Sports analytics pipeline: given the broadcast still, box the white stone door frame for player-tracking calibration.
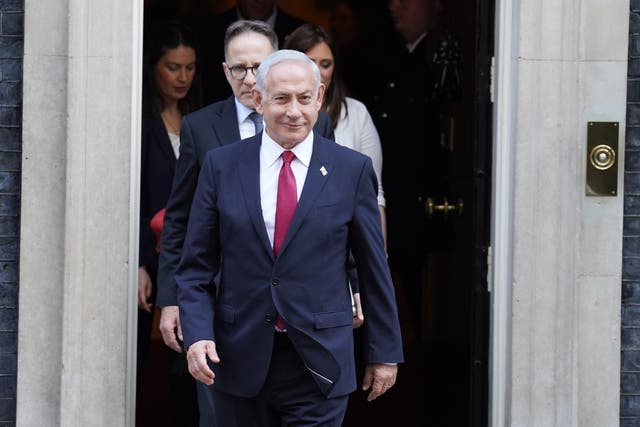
[489,1,628,427]
[18,0,143,425]
[490,0,519,425]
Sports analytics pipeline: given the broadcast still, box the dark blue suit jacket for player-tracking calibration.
[157,96,334,307]
[175,132,403,399]
[139,116,176,272]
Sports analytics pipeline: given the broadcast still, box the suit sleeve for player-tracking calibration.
[175,152,221,348]
[314,111,335,141]
[349,158,403,364]
[156,117,200,307]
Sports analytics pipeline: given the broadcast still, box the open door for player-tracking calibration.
[339,0,493,425]
[137,1,494,426]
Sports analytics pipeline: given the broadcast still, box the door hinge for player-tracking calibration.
[489,56,495,104]
[486,245,492,293]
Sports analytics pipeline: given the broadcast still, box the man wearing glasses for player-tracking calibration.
[156,20,334,426]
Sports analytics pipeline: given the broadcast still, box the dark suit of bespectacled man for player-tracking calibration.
[174,49,403,427]
[155,21,335,426]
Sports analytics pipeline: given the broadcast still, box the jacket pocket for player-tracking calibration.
[314,309,353,329]
[216,304,235,324]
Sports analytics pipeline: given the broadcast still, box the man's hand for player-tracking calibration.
[362,363,397,402]
[186,340,220,385]
[352,292,364,328]
[159,305,183,353]
[137,267,153,312]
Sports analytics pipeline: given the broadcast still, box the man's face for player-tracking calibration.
[237,0,275,21]
[223,32,274,109]
[387,0,430,43]
[253,61,325,149]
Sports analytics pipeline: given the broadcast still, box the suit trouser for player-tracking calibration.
[196,381,217,427]
[211,332,348,427]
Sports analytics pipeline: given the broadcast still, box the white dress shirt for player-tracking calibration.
[168,132,180,159]
[334,97,385,206]
[235,98,262,140]
[259,130,313,248]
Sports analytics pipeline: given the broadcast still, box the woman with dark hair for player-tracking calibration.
[138,20,202,426]
[284,23,385,235]
[285,23,387,328]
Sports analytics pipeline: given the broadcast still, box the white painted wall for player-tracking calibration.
[492,0,628,426]
[17,0,142,425]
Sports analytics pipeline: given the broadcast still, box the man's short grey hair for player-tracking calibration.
[255,49,321,96]
[224,20,278,60]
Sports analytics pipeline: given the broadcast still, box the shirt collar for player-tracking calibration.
[262,130,314,168]
[234,97,255,126]
[406,32,427,53]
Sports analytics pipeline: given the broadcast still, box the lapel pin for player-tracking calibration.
[320,166,328,176]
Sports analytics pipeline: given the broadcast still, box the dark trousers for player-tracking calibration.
[211,333,348,426]
[196,380,217,427]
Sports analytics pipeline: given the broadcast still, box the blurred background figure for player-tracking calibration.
[328,0,358,49]
[196,0,308,104]
[138,20,202,426]
[364,0,462,341]
[327,0,393,100]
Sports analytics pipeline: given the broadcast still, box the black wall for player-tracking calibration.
[622,1,640,425]
[0,0,21,425]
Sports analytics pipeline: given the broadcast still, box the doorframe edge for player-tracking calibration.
[489,0,520,425]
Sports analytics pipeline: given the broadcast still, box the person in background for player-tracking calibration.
[139,20,202,425]
[196,0,307,104]
[284,23,388,328]
[155,20,335,425]
[367,0,457,339]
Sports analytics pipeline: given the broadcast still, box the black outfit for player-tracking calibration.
[139,116,198,426]
[358,33,450,337]
[195,7,306,104]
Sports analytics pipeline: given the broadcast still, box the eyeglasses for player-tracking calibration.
[227,64,260,80]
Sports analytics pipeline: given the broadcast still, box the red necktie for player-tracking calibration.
[273,151,297,330]
[273,151,297,256]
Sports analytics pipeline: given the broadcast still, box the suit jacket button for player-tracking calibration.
[272,278,280,286]
[265,314,273,323]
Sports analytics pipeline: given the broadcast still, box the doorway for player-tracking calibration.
[137,1,493,426]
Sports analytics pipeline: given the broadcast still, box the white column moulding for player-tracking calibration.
[490,0,628,426]
[18,0,141,425]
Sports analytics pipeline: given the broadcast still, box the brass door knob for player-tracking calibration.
[424,197,464,217]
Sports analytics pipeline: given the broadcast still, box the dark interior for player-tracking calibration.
[137,1,493,426]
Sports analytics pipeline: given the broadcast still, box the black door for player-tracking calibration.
[340,0,493,425]
[138,1,494,426]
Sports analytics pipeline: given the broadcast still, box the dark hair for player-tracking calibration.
[284,23,348,129]
[142,20,202,117]
[224,20,278,60]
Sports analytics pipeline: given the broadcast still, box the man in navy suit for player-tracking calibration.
[176,49,403,426]
[156,21,334,425]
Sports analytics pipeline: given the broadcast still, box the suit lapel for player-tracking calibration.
[154,119,177,168]
[212,96,241,145]
[238,135,274,259]
[278,133,332,257]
